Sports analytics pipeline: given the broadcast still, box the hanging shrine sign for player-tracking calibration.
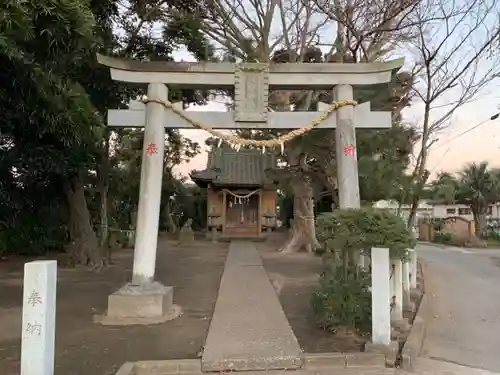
[234,64,269,123]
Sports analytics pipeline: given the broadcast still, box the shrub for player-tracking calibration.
[433,231,453,244]
[311,264,372,334]
[487,231,500,242]
[434,231,487,248]
[315,207,415,261]
[311,208,415,335]
[463,234,487,248]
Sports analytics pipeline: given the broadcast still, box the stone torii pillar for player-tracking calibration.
[334,84,360,209]
[334,84,366,268]
[132,83,167,285]
[98,83,179,325]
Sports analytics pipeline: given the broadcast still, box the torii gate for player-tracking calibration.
[96,54,403,325]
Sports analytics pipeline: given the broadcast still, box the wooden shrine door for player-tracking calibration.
[225,192,259,236]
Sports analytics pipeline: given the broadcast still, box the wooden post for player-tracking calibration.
[402,261,411,309]
[211,227,217,243]
[391,259,403,322]
[409,248,418,289]
[21,260,57,375]
[390,263,395,304]
[222,190,227,234]
[258,189,262,235]
[206,187,212,233]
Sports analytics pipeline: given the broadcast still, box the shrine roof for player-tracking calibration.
[190,146,276,187]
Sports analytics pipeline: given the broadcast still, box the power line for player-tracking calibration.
[429,146,450,173]
[434,112,500,149]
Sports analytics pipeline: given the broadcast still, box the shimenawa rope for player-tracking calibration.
[142,98,357,151]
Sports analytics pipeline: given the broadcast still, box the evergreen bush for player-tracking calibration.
[311,264,372,334]
[315,207,416,261]
[311,207,416,334]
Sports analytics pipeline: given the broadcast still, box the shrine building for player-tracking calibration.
[190,143,278,239]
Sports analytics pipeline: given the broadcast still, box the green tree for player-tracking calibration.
[428,162,500,237]
[457,162,500,237]
[0,0,102,261]
[0,0,208,264]
[427,172,459,204]
[109,129,199,233]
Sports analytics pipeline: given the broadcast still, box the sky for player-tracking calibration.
[169,49,500,181]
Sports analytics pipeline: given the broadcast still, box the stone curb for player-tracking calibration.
[115,362,135,375]
[400,262,429,372]
[115,359,201,375]
[114,352,387,375]
[305,352,386,369]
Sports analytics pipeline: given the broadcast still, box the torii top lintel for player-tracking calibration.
[96,53,404,89]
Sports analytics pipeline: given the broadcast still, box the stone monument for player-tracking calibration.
[178,218,194,245]
[21,261,57,375]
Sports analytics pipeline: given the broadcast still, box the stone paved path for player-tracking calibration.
[201,240,302,372]
[417,243,500,373]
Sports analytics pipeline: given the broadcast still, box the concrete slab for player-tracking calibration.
[224,240,263,267]
[201,241,303,372]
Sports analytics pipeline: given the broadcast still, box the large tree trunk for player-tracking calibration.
[407,169,431,230]
[98,183,109,261]
[408,104,432,229]
[472,207,488,238]
[64,176,102,268]
[280,177,320,253]
[97,132,110,263]
[271,90,321,253]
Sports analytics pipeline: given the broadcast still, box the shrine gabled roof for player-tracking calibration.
[190,146,276,187]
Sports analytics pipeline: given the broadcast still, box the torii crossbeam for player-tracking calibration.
[108,100,392,129]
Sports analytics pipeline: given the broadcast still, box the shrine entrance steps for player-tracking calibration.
[218,234,267,242]
[114,240,390,375]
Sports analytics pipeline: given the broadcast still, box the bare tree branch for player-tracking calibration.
[405,0,500,227]
[311,0,425,62]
